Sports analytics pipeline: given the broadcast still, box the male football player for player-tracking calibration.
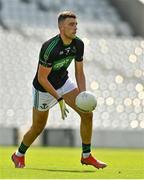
[11,11,107,169]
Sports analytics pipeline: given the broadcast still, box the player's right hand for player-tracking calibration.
[58,97,69,120]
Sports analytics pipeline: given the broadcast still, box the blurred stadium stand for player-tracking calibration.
[0,0,144,147]
[111,0,144,37]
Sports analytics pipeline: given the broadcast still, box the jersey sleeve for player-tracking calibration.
[39,42,53,68]
[75,39,84,62]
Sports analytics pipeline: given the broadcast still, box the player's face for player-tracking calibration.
[60,18,77,40]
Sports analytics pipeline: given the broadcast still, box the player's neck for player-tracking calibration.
[60,34,72,46]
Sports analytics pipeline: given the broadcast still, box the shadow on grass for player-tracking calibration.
[26,167,96,173]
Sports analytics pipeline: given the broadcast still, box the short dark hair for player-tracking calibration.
[58,11,76,24]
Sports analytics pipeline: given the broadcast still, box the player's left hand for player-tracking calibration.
[58,97,69,120]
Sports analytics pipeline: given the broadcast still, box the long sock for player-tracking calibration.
[15,142,29,157]
[82,143,91,158]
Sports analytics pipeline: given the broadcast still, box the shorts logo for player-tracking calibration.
[40,103,49,109]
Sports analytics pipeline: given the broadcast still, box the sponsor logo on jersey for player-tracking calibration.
[53,56,75,71]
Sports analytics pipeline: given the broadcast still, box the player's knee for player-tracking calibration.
[80,111,93,120]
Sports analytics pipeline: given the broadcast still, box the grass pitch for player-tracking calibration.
[0,146,144,179]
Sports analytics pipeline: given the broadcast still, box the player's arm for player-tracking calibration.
[38,64,69,120]
[38,64,60,100]
[75,60,86,92]
[75,38,85,92]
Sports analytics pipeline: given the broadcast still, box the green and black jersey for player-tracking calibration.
[33,34,84,92]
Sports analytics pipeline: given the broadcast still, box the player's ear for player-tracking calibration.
[58,22,62,30]
[58,23,61,30]
[58,21,65,31]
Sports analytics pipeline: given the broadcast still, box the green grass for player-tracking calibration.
[0,146,144,179]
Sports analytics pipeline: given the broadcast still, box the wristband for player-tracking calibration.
[57,97,63,102]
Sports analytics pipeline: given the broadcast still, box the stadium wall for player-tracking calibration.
[1,128,144,148]
[0,127,18,145]
[110,0,144,37]
[43,129,144,148]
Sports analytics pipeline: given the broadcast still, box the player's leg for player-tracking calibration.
[11,87,57,168]
[11,108,49,168]
[22,108,49,146]
[62,88,107,169]
[62,88,93,144]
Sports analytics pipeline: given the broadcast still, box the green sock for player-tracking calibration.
[82,143,91,154]
[18,142,29,154]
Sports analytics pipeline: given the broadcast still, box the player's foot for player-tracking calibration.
[11,153,25,168]
[81,154,107,169]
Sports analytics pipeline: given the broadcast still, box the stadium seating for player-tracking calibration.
[0,0,144,134]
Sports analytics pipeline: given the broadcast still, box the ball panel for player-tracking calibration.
[75,91,97,112]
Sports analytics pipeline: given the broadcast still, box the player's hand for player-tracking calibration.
[58,97,69,120]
